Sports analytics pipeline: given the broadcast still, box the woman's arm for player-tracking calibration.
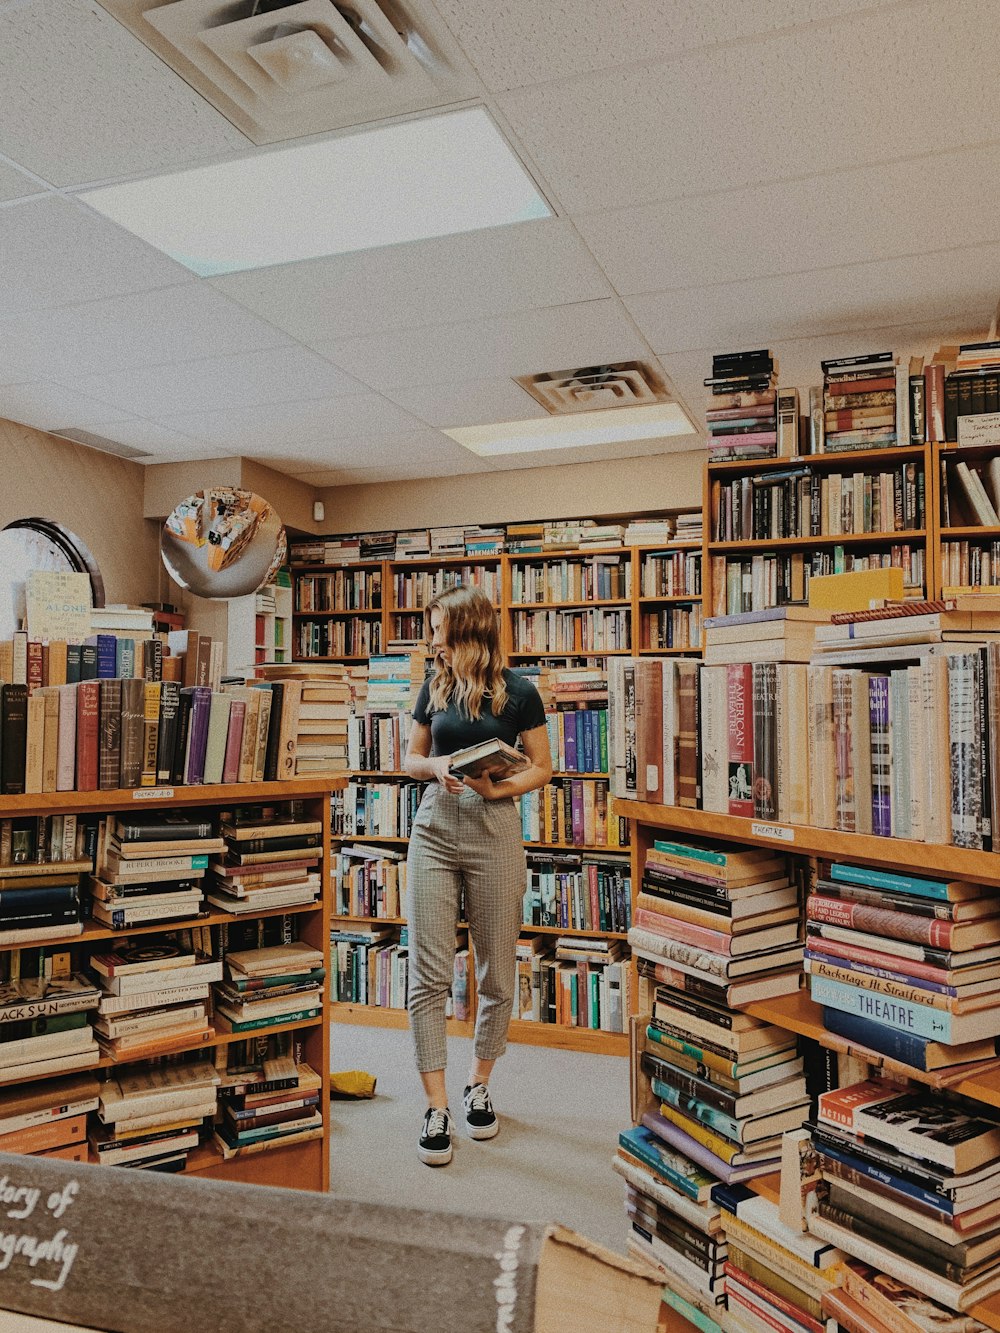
[403,720,464,792]
[461,725,553,801]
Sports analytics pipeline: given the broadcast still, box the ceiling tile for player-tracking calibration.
[498,0,1000,213]
[158,391,425,452]
[433,0,900,92]
[0,160,43,203]
[625,244,1000,355]
[481,434,699,472]
[0,195,193,315]
[0,381,132,429]
[69,419,209,455]
[319,298,650,393]
[0,285,291,381]
[0,0,248,187]
[382,376,541,429]
[577,143,1000,297]
[209,219,611,344]
[62,345,360,418]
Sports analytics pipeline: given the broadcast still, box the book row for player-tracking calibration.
[388,565,500,609]
[509,607,630,654]
[609,652,1000,849]
[711,464,925,543]
[640,606,702,652]
[519,777,628,848]
[940,540,1000,591]
[710,545,927,615]
[294,569,383,612]
[639,551,703,599]
[941,455,1000,529]
[509,556,631,605]
[523,851,632,934]
[330,924,469,1018]
[296,618,381,659]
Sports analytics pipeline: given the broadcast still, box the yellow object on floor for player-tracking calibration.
[330,1070,377,1099]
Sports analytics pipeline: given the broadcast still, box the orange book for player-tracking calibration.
[0,1113,87,1156]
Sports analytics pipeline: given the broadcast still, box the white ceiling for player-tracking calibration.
[1,0,997,487]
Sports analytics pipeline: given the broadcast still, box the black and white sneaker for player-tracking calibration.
[463,1083,499,1140]
[418,1106,453,1166]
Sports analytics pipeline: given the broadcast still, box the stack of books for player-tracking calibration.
[0,1071,99,1161]
[213,1041,323,1160]
[0,860,86,944]
[828,1258,999,1331]
[358,532,395,561]
[253,662,351,774]
[212,941,325,1035]
[464,524,505,555]
[712,1184,845,1333]
[364,654,425,712]
[89,812,223,930]
[429,526,466,558]
[0,968,101,1083]
[805,859,1000,1074]
[810,1079,1000,1311]
[701,608,829,667]
[947,340,1000,445]
[623,516,676,546]
[91,1060,219,1172]
[207,809,323,914]
[820,351,901,454]
[393,529,430,560]
[89,932,220,1062]
[704,350,778,462]
[506,522,545,554]
[675,512,705,543]
[544,667,608,773]
[290,537,361,564]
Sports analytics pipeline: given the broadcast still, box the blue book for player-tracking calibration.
[87,634,118,679]
[581,709,595,773]
[65,645,82,685]
[821,1005,997,1072]
[813,1137,954,1218]
[617,1126,715,1202]
[810,974,967,1043]
[828,862,961,903]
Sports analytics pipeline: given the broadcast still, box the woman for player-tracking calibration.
[403,585,552,1166]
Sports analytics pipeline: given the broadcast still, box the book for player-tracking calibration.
[448,738,529,780]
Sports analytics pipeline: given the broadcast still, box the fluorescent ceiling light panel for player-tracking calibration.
[444,403,698,456]
[78,108,550,276]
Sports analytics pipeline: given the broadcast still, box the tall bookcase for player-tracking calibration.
[2,778,343,1193]
[619,798,1000,1333]
[293,525,703,1056]
[937,439,1000,592]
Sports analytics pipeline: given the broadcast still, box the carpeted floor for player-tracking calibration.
[328,1023,631,1253]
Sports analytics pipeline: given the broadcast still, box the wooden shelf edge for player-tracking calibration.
[0,778,346,815]
[617,799,1000,886]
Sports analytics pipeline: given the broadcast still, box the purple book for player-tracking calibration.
[182,686,213,785]
[868,673,891,838]
[570,779,585,845]
[562,709,578,771]
[640,1110,779,1185]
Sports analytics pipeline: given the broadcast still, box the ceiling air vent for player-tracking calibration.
[96,0,479,145]
[48,429,152,460]
[515,362,673,415]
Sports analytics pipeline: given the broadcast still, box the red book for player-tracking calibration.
[75,680,101,791]
[925,363,946,441]
[570,780,585,846]
[222,701,246,785]
[726,664,754,818]
[823,375,896,394]
[26,641,44,696]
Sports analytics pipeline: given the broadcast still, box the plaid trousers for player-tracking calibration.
[406,784,526,1073]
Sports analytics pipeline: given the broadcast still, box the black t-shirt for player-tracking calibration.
[412,669,546,757]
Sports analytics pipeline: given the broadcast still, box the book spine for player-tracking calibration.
[751,663,776,820]
[156,681,180,784]
[805,896,953,947]
[75,681,100,792]
[810,975,959,1043]
[820,1007,936,1072]
[868,674,891,837]
[726,664,754,817]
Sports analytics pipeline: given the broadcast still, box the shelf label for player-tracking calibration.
[751,821,795,843]
[132,788,175,801]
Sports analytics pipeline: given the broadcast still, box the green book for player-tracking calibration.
[220,1007,321,1034]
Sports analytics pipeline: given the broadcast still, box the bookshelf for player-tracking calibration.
[619,806,1000,1333]
[0,778,344,1194]
[937,439,1000,592]
[293,525,701,1056]
[703,442,935,614]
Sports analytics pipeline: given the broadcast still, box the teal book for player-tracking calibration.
[652,840,728,866]
[829,862,967,903]
[808,974,994,1045]
[220,1007,321,1034]
[651,1076,739,1142]
[660,1287,725,1330]
[618,1126,715,1202]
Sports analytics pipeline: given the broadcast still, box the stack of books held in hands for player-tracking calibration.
[805,860,1000,1075]
[704,349,778,463]
[213,1036,323,1160]
[89,811,224,930]
[89,931,221,1062]
[207,808,323,914]
[90,1060,219,1172]
[810,1079,1000,1312]
[0,1071,99,1161]
[211,941,325,1035]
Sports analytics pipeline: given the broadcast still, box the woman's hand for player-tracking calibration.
[430,755,465,794]
[460,771,501,800]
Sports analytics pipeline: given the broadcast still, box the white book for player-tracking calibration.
[0,1048,100,1083]
[97,982,211,1016]
[93,1129,199,1166]
[0,1025,96,1069]
[93,1002,207,1039]
[661,659,677,807]
[103,960,223,996]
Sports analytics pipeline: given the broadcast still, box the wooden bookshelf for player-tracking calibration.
[1,779,345,1193]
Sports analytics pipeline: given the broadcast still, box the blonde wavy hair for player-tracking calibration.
[425,586,508,719]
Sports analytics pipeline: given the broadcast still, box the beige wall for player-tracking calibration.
[144,457,320,534]
[0,417,162,606]
[317,449,705,534]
